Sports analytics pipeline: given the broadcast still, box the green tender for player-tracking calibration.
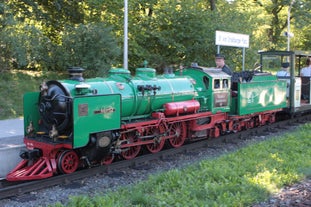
[231,75,287,115]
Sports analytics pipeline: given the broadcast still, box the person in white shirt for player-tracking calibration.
[300,57,311,77]
[276,62,290,77]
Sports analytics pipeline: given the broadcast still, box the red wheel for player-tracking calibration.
[168,122,187,148]
[146,124,166,153]
[101,154,114,165]
[57,150,79,174]
[121,132,141,160]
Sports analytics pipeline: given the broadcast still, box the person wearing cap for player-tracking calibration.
[276,62,290,77]
[215,54,233,75]
[300,57,311,77]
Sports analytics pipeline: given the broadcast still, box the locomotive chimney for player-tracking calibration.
[68,67,84,82]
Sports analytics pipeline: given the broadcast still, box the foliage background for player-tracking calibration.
[0,0,311,75]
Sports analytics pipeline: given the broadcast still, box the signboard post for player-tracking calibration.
[215,31,250,71]
[124,0,128,70]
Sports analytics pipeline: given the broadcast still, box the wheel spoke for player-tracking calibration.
[146,124,166,153]
[121,132,141,160]
[168,122,187,148]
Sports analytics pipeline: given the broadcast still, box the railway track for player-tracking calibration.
[1,113,311,200]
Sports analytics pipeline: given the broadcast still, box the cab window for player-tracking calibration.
[214,79,220,89]
[223,79,228,88]
[203,76,209,89]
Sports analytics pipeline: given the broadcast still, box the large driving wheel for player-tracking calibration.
[168,122,187,148]
[57,150,79,174]
[145,124,166,153]
[121,132,141,160]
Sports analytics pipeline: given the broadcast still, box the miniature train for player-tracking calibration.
[6,50,311,181]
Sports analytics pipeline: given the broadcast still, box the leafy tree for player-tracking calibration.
[60,23,121,76]
[126,1,217,71]
[127,0,263,71]
[4,25,51,70]
[7,0,85,43]
[0,2,15,71]
[2,0,311,73]
[252,0,311,50]
[1,1,121,74]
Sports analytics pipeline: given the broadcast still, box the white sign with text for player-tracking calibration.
[216,31,249,48]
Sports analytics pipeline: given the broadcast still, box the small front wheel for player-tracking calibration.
[57,150,79,174]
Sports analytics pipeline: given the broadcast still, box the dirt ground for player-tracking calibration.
[253,177,311,207]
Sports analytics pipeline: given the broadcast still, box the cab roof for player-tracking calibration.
[202,68,231,78]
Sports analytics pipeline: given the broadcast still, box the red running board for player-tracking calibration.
[6,157,55,181]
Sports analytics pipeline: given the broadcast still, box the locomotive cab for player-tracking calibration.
[202,68,231,113]
[177,66,231,113]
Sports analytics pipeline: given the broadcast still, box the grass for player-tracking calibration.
[51,124,311,207]
[0,70,65,120]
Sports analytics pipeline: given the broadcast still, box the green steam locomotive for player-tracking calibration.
[7,60,287,181]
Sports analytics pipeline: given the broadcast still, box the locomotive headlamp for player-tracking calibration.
[97,136,111,147]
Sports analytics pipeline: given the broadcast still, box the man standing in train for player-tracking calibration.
[215,54,233,75]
